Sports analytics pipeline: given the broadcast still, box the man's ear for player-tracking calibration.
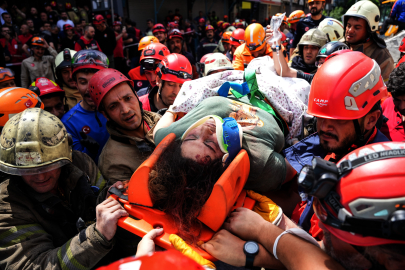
[156,76,162,87]
[363,109,381,131]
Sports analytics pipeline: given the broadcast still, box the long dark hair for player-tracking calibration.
[148,139,227,243]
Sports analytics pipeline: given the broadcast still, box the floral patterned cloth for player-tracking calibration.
[171,56,311,141]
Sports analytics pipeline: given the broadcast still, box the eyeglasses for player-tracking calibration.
[158,63,192,80]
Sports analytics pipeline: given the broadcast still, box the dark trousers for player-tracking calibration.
[381,18,405,34]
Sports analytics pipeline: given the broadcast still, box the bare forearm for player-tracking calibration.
[273,49,297,78]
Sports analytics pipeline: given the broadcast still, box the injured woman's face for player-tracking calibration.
[181,118,224,164]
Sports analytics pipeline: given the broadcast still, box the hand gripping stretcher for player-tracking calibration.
[109,133,255,260]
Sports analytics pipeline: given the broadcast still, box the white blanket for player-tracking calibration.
[171,56,311,141]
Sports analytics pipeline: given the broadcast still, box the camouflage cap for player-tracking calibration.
[298,28,328,48]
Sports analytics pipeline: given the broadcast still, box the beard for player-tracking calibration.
[319,129,357,156]
[322,230,365,270]
[310,7,323,16]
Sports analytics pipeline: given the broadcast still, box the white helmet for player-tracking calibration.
[318,18,344,42]
[342,0,380,32]
[225,26,236,33]
[204,53,234,76]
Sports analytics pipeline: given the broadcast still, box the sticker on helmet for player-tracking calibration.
[314,98,328,107]
[320,48,327,54]
[16,152,42,165]
[82,125,91,134]
[327,21,333,26]
[102,77,116,88]
[305,27,309,31]
[25,99,33,108]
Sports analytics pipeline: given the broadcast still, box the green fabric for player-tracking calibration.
[155,96,287,192]
[244,68,286,136]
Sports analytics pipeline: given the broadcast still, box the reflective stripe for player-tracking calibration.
[95,171,106,190]
[57,239,88,270]
[0,224,46,248]
[0,87,20,98]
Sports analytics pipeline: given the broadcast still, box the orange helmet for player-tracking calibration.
[217,20,224,28]
[222,31,232,44]
[31,37,46,48]
[229,29,245,46]
[275,13,288,25]
[308,0,325,2]
[244,23,265,52]
[0,87,44,128]
[288,10,305,24]
[0,67,15,83]
[138,36,159,51]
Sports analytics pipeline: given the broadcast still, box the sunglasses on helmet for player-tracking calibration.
[72,50,109,68]
[141,59,160,71]
[0,68,15,81]
[158,63,192,80]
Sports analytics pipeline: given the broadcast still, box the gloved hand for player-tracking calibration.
[247,190,283,226]
[169,234,216,269]
[80,131,100,156]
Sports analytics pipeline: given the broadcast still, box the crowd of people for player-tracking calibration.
[0,0,405,269]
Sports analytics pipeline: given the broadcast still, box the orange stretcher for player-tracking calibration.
[110,133,255,260]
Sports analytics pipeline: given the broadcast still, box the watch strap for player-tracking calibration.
[245,253,255,269]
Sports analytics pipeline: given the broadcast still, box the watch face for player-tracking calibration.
[244,241,259,255]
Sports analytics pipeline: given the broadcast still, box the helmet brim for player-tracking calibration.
[0,159,71,176]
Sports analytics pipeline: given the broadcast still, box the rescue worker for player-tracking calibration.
[0,108,125,269]
[0,87,44,133]
[381,0,405,35]
[61,50,110,164]
[0,67,15,88]
[291,0,327,55]
[134,43,170,98]
[196,53,213,77]
[283,51,389,236]
[74,25,101,52]
[381,62,405,141]
[342,0,394,81]
[317,18,344,42]
[54,48,82,110]
[203,52,234,76]
[218,142,405,270]
[233,23,287,71]
[21,37,58,88]
[197,25,219,61]
[269,23,349,84]
[94,15,117,68]
[215,31,232,55]
[228,28,245,62]
[88,69,161,185]
[138,53,192,113]
[290,28,328,74]
[30,77,65,119]
[152,23,167,45]
[287,10,305,56]
[127,36,160,93]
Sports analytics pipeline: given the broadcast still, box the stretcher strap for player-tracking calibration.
[109,187,156,209]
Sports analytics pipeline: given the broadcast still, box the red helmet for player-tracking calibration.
[93,15,105,25]
[88,69,134,110]
[65,2,72,10]
[30,77,64,97]
[229,29,245,46]
[306,142,405,246]
[168,29,183,40]
[96,250,205,270]
[396,55,405,68]
[113,21,121,26]
[224,15,228,19]
[222,22,230,30]
[63,24,73,32]
[251,19,257,23]
[205,25,214,31]
[72,50,109,77]
[236,22,244,29]
[173,16,180,22]
[399,36,405,52]
[152,23,166,33]
[50,1,56,7]
[168,22,178,29]
[156,53,192,84]
[217,20,224,28]
[140,43,170,65]
[199,18,205,23]
[308,51,387,120]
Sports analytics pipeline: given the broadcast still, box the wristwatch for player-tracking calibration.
[243,241,259,269]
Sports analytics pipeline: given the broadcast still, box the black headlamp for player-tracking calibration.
[157,63,192,80]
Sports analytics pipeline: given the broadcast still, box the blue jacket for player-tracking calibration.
[283,129,389,231]
[391,0,405,23]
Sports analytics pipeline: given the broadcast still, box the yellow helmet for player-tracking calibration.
[138,36,160,51]
[245,23,266,52]
[0,108,72,175]
[342,0,380,32]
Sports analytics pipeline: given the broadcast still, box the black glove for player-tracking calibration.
[80,131,100,156]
